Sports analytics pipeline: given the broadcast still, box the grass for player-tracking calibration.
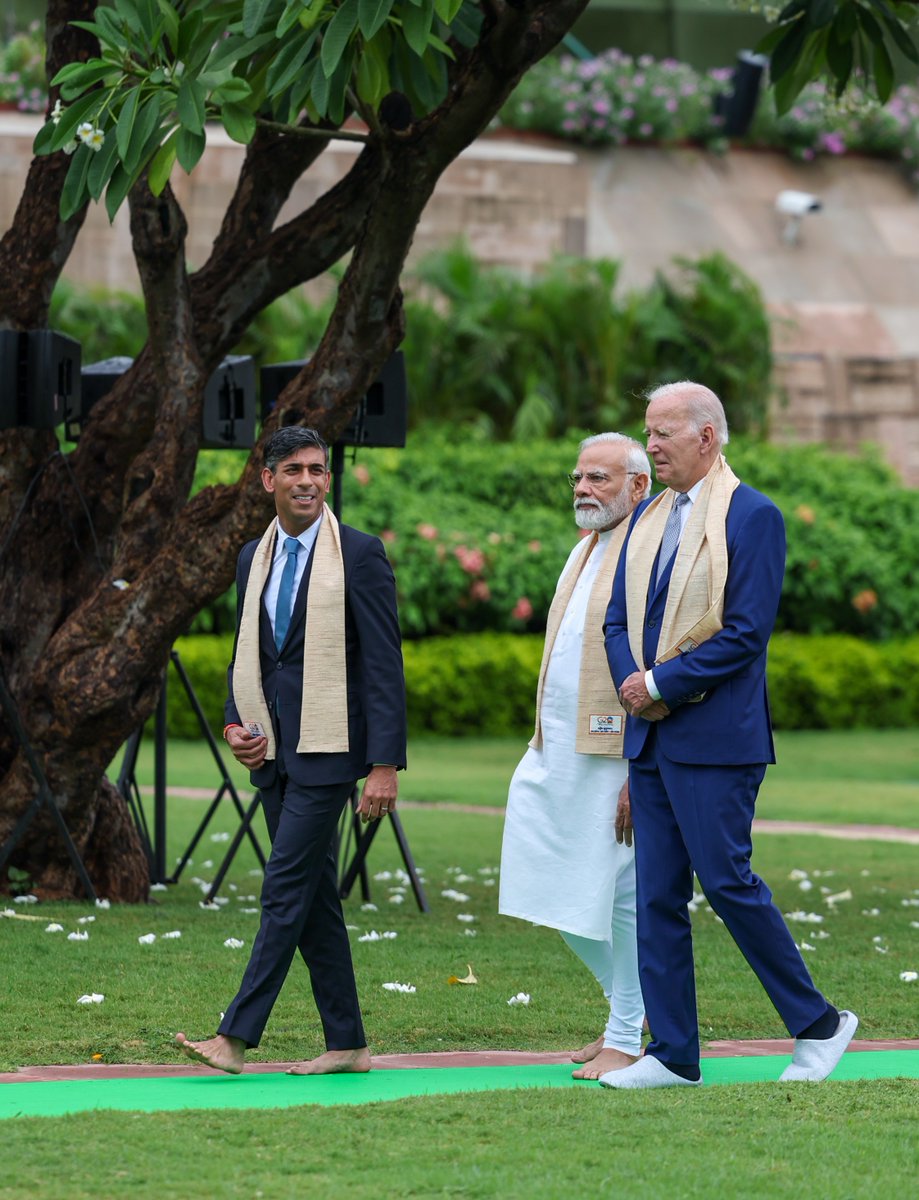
[2,732,915,1198]
[108,728,919,826]
[1,1083,918,1200]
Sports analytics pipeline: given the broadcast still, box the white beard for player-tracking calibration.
[574,485,633,531]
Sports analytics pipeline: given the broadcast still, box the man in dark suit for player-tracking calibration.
[176,426,406,1075]
[601,381,856,1089]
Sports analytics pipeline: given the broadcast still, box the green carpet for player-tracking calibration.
[2,1052,917,1120]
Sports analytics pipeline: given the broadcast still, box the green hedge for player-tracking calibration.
[165,632,919,741]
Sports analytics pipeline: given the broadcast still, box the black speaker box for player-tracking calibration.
[70,356,134,440]
[260,351,408,448]
[0,330,80,431]
[714,51,767,139]
[201,355,257,449]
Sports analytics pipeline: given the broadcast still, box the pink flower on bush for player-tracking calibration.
[352,464,371,486]
[851,589,878,614]
[512,596,533,621]
[487,532,502,546]
[417,523,439,541]
[469,580,491,603]
[455,545,486,575]
[381,529,397,543]
[820,132,846,155]
[527,540,542,553]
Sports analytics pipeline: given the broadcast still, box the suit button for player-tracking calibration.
[276,661,283,670]
[647,618,657,628]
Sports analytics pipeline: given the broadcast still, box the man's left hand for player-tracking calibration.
[614,780,633,847]
[618,671,653,716]
[358,765,398,823]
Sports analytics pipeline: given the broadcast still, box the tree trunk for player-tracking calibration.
[0,0,592,900]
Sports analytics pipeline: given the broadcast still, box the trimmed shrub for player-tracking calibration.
[168,632,919,741]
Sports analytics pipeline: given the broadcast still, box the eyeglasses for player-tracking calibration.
[567,470,638,489]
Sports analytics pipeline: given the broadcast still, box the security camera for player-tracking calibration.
[776,190,822,216]
[775,190,823,244]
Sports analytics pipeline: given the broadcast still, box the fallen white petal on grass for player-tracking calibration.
[388,895,405,904]
[457,913,476,923]
[67,931,89,941]
[911,922,919,930]
[900,971,918,982]
[874,945,889,954]
[138,933,157,945]
[13,894,38,904]
[1,908,15,918]
[798,880,814,892]
[441,890,470,902]
[360,903,379,913]
[346,924,358,931]
[861,908,881,917]
[464,929,478,937]
[872,936,885,944]
[199,901,221,911]
[248,869,263,878]
[149,883,167,893]
[357,930,398,942]
[483,879,495,887]
[240,907,259,915]
[238,895,257,902]
[813,930,831,939]
[825,890,852,906]
[454,874,474,884]
[382,982,416,994]
[77,916,95,925]
[784,911,825,924]
[223,938,245,949]
[202,860,214,869]
[507,992,530,1006]
[95,898,111,909]
[797,942,816,952]
[76,993,104,1004]
[162,930,182,939]
[210,832,230,843]
[861,870,871,877]
[373,871,393,881]
[901,899,919,907]
[788,869,809,881]
[45,923,64,933]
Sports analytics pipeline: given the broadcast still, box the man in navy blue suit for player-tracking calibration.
[176,426,406,1076]
[602,381,856,1089]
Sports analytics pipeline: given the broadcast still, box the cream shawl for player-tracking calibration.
[625,455,740,671]
[530,518,629,757]
[232,503,349,757]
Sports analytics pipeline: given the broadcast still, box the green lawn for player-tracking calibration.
[110,728,919,826]
[1,732,914,1199]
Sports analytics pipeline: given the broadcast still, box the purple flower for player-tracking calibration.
[820,132,846,155]
[639,123,653,137]
[592,98,612,115]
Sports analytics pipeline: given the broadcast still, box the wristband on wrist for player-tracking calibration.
[223,723,242,741]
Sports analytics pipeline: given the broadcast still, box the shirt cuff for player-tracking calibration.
[644,670,661,701]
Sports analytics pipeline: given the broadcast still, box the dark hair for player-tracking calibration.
[263,427,329,472]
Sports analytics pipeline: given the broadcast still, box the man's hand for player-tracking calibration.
[614,779,633,847]
[225,725,268,769]
[618,672,670,721]
[358,765,398,824]
[640,700,671,722]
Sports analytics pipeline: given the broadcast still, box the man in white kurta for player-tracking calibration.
[499,433,651,1079]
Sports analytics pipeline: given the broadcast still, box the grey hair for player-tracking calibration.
[263,426,329,472]
[645,381,730,446]
[578,431,652,499]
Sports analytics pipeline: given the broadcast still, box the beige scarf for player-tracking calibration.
[625,455,740,670]
[232,504,349,758]
[530,519,629,757]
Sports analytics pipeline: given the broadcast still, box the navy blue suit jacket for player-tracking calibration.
[225,522,407,789]
[604,483,783,766]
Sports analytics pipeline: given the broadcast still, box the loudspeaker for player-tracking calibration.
[260,351,408,448]
[0,330,80,431]
[201,355,257,449]
[72,355,256,448]
[714,51,768,138]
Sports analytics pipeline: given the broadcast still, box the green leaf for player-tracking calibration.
[426,31,454,59]
[402,0,434,57]
[156,0,181,54]
[243,0,277,37]
[104,162,134,222]
[806,0,835,29]
[177,76,206,134]
[826,27,854,91]
[212,77,253,103]
[356,41,385,105]
[207,30,279,72]
[147,130,179,195]
[858,8,885,47]
[325,42,354,123]
[265,27,315,95]
[49,59,110,88]
[866,0,919,64]
[93,5,129,48]
[59,65,118,102]
[116,87,141,160]
[359,0,394,40]
[86,128,122,201]
[277,0,307,37]
[221,102,257,143]
[433,0,463,21]
[311,54,331,114]
[113,0,146,37]
[32,119,58,156]
[176,126,206,173]
[320,0,360,79]
[177,8,204,63]
[873,39,895,102]
[50,92,105,151]
[60,144,93,222]
[769,19,810,84]
[125,95,163,174]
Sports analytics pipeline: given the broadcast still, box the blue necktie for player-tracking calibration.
[656,492,689,585]
[274,536,300,650]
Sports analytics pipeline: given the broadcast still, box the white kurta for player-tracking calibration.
[499,530,634,941]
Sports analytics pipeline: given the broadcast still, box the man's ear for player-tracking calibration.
[261,466,276,494]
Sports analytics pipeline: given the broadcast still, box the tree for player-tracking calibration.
[0,0,592,901]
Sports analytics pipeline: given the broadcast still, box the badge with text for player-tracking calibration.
[589,714,623,735]
[245,721,267,739]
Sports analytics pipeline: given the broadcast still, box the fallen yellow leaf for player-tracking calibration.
[447,964,477,985]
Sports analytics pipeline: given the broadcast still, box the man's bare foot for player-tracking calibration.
[572,1047,639,1080]
[175,1032,245,1075]
[571,1035,605,1064]
[287,1047,372,1076]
